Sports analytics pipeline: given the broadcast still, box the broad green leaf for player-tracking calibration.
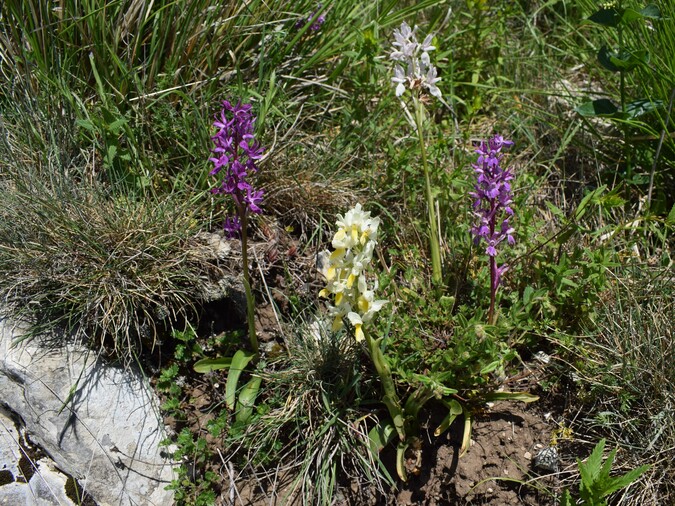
[107,118,128,133]
[598,191,627,209]
[623,4,661,21]
[434,399,464,437]
[235,376,262,424]
[640,4,661,18]
[588,8,622,27]
[193,356,232,373]
[225,350,257,410]
[396,441,408,482]
[76,119,96,131]
[368,420,397,454]
[598,447,618,483]
[105,144,117,163]
[579,439,606,496]
[561,277,580,288]
[598,46,648,72]
[602,464,650,497]
[480,360,500,374]
[576,99,618,117]
[574,185,606,221]
[545,200,565,218]
[483,391,539,403]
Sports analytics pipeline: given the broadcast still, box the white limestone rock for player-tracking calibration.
[0,316,175,506]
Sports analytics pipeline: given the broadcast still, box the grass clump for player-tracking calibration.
[566,261,675,505]
[216,317,391,506]
[0,92,215,359]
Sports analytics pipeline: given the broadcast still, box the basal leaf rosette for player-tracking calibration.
[320,204,387,341]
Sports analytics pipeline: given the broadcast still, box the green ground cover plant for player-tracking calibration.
[1,0,674,504]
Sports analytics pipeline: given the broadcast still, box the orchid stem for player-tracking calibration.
[488,256,497,325]
[240,211,259,355]
[413,98,443,289]
[363,329,405,442]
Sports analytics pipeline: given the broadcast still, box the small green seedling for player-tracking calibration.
[561,438,649,506]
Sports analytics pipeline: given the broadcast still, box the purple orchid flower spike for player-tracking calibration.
[208,100,265,237]
[470,134,515,324]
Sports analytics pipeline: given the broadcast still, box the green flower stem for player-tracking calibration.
[363,329,406,442]
[413,98,443,288]
[239,212,259,355]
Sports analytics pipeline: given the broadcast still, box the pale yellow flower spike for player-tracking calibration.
[322,203,387,342]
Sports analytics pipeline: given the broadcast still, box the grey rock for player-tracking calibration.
[0,316,175,506]
[0,409,77,505]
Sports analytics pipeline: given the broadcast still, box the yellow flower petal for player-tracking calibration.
[346,273,356,289]
[357,295,369,313]
[332,316,343,332]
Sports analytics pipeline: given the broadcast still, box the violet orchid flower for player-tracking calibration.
[209,100,265,237]
[470,134,515,323]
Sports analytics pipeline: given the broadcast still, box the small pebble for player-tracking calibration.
[534,351,551,364]
[524,451,532,460]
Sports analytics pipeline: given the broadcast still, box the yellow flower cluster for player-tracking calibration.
[319,204,388,341]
